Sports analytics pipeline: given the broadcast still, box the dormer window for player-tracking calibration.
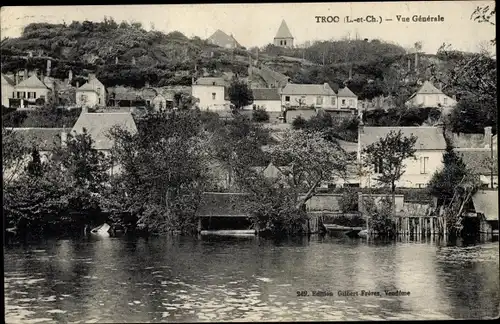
[212,82,216,86]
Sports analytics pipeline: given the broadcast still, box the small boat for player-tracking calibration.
[90,223,111,237]
[200,230,256,236]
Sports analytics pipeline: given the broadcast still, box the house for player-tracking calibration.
[273,20,294,48]
[243,88,281,112]
[191,77,230,111]
[108,86,143,107]
[405,81,457,113]
[281,83,337,110]
[207,30,242,49]
[1,74,15,107]
[358,126,447,188]
[471,190,499,234]
[337,87,358,110]
[249,65,290,89]
[12,73,50,108]
[456,148,498,188]
[71,109,138,175]
[75,74,106,108]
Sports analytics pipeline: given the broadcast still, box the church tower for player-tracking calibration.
[273,20,294,48]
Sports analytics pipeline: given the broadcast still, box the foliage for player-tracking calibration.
[2,106,81,128]
[228,79,253,110]
[428,144,467,203]
[2,127,29,186]
[252,108,270,122]
[339,188,359,213]
[363,107,442,127]
[106,110,209,233]
[363,195,396,237]
[362,130,417,193]
[449,96,496,134]
[291,115,308,129]
[25,147,43,177]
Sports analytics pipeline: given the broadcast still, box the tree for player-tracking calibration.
[428,144,467,204]
[239,130,351,235]
[362,130,417,214]
[228,79,253,110]
[291,115,308,129]
[2,127,29,186]
[107,110,210,233]
[471,4,496,44]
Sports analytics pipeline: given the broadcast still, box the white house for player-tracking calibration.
[405,81,457,113]
[76,74,106,108]
[1,74,15,107]
[207,30,242,49]
[71,110,138,176]
[281,83,337,110]
[358,126,447,189]
[12,74,50,108]
[243,88,281,112]
[191,77,230,111]
[337,87,358,110]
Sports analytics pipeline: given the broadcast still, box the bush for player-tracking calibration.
[339,188,359,213]
[252,108,269,122]
[291,115,307,129]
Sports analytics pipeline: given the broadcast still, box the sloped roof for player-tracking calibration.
[1,74,15,86]
[10,127,65,151]
[194,77,227,87]
[281,83,335,96]
[359,126,447,150]
[275,20,293,39]
[416,81,443,94]
[207,30,241,48]
[252,88,280,101]
[77,78,105,93]
[71,112,137,150]
[337,87,357,98]
[472,190,498,221]
[14,74,48,89]
[456,148,498,176]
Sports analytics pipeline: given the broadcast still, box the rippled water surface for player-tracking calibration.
[4,235,499,322]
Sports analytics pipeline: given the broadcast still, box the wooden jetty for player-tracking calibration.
[393,215,445,236]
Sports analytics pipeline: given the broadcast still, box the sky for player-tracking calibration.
[1,2,496,54]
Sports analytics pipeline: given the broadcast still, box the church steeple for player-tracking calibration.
[273,20,294,48]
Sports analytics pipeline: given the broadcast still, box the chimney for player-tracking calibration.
[323,82,329,90]
[24,68,28,80]
[76,81,80,88]
[484,126,493,148]
[88,73,95,81]
[15,71,19,85]
[46,59,51,77]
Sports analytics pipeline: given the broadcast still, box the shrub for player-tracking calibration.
[252,108,269,122]
[339,188,359,213]
[291,115,307,129]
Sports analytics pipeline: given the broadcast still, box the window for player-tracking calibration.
[443,97,448,105]
[33,92,36,99]
[98,98,101,104]
[373,158,383,174]
[342,99,346,106]
[12,92,15,98]
[285,96,290,102]
[80,94,87,102]
[27,92,32,99]
[280,40,283,46]
[331,97,336,106]
[284,40,287,46]
[211,93,216,100]
[316,96,323,105]
[420,157,429,174]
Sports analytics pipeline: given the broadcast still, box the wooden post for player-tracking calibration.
[197,217,202,233]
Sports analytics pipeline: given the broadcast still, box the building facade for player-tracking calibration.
[358,126,447,189]
[12,74,50,108]
[191,77,230,111]
[76,74,106,108]
[1,74,15,107]
[405,81,457,113]
[243,88,281,112]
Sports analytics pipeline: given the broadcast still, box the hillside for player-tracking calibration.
[1,19,493,106]
[1,19,250,88]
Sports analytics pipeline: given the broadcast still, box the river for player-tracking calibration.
[4,235,499,322]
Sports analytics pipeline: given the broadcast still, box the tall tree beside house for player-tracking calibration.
[228,78,253,110]
[51,129,110,227]
[362,130,417,216]
[106,110,210,234]
[2,128,29,186]
[428,144,467,204]
[240,130,351,235]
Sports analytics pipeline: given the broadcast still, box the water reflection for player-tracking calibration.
[4,235,499,322]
